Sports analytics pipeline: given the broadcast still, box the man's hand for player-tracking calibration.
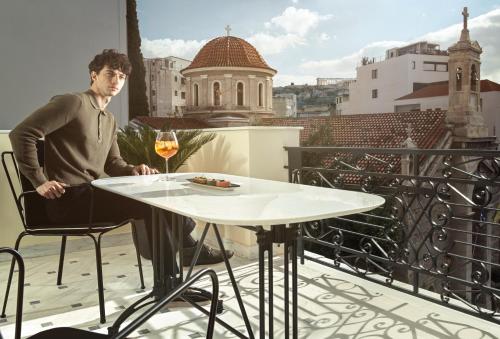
[132,164,159,176]
[36,181,68,199]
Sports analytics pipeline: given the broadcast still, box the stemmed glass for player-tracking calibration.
[155,131,179,178]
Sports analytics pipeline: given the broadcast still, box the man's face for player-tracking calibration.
[91,65,127,97]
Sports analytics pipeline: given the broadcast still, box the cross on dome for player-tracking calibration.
[462,7,469,30]
[225,25,231,36]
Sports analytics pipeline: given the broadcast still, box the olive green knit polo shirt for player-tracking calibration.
[9,90,134,187]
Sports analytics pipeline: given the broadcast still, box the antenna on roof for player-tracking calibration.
[225,24,232,36]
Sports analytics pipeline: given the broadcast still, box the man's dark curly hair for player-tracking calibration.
[88,49,132,84]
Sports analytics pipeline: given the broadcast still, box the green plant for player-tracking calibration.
[117,124,216,172]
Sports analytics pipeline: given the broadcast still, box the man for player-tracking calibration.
[9,49,231,270]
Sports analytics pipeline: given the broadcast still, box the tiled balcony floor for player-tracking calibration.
[1,235,500,338]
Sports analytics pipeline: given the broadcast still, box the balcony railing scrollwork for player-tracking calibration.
[286,146,500,323]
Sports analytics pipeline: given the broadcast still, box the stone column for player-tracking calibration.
[266,77,272,110]
[224,74,232,109]
[200,74,208,107]
[248,75,256,110]
[186,77,191,109]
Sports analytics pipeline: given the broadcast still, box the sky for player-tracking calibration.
[137,0,500,87]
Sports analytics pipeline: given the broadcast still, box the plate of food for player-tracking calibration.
[187,176,240,190]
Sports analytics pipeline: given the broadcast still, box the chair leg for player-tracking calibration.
[57,236,67,285]
[131,225,146,289]
[1,233,26,318]
[90,234,106,324]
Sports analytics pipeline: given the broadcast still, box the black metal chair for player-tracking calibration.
[1,143,146,324]
[0,247,218,339]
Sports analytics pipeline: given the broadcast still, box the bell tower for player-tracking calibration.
[446,7,489,139]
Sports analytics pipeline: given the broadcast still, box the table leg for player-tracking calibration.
[282,224,300,339]
[291,225,299,339]
[268,234,274,338]
[256,227,268,339]
[212,225,255,339]
[284,232,290,339]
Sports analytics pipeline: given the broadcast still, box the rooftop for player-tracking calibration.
[261,110,447,148]
[132,116,213,130]
[181,36,276,73]
[396,79,500,100]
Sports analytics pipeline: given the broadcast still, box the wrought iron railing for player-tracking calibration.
[286,146,500,323]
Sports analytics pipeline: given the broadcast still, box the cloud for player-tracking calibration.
[300,40,404,78]
[247,6,333,56]
[294,8,500,84]
[418,8,500,82]
[247,32,305,55]
[318,32,330,42]
[268,6,332,36]
[141,38,207,59]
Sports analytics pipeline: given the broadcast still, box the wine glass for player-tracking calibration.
[155,131,179,178]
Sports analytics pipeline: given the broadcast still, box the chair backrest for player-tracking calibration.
[0,247,25,339]
[2,140,50,227]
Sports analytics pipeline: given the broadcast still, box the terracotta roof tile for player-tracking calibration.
[132,116,213,130]
[396,79,500,100]
[260,111,448,149]
[182,36,275,72]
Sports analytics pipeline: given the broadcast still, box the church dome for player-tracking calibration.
[182,36,276,72]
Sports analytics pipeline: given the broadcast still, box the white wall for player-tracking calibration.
[481,91,500,139]
[0,0,129,129]
[394,96,447,112]
[346,54,448,114]
[179,126,301,181]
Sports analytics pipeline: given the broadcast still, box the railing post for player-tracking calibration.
[287,147,302,183]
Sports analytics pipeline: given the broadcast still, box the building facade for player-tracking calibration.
[339,41,449,115]
[273,93,297,117]
[180,34,276,126]
[144,56,191,117]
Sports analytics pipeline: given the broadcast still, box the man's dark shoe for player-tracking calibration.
[183,242,234,267]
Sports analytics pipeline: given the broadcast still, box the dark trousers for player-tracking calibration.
[43,184,196,260]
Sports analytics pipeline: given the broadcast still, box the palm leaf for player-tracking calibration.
[117,124,216,173]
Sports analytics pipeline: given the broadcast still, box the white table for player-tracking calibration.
[92,173,384,338]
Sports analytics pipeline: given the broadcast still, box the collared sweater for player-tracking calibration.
[9,90,134,187]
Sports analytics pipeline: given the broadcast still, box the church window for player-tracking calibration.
[456,67,462,91]
[237,82,244,106]
[193,84,199,106]
[213,82,221,106]
[372,89,378,99]
[258,83,263,106]
[471,64,478,91]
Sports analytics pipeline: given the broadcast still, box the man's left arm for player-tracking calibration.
[105,132,158,176]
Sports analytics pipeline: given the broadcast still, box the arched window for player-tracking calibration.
[237,82,244,106]
[258,83,263,107]
[193,83,199,106]
[456,67,462,91]
[471,64,478,91]
[213,82,221,106]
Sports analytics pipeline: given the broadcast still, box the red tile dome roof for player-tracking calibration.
[182,36,276,72]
